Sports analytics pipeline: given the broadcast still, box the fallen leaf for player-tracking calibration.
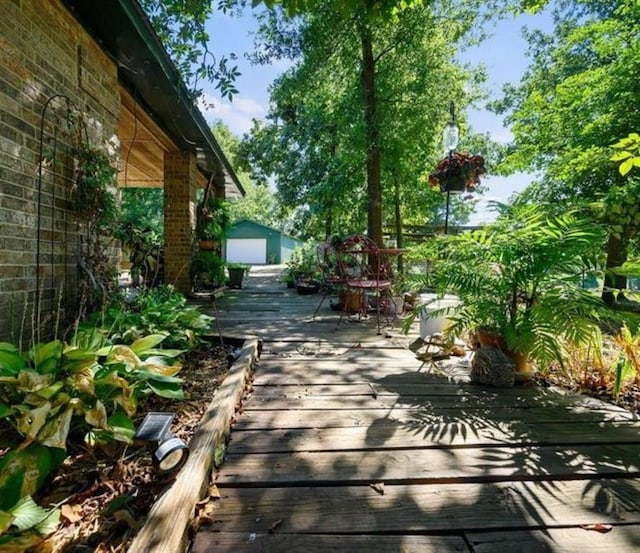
[269,519,283,534]
[61,504,83,523]
[208,483,221,499]
[370,482,385,495]
[581,523,613,533]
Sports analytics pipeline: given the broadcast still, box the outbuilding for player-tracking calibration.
[226,220,304,265]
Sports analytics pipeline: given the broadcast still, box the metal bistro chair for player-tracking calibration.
[336,235,392,334]
[312,240,346,319]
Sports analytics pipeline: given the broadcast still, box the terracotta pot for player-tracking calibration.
[476,327,505,349]
[198,239,218,251]
[340,291,362,313]
[475,328,533,380]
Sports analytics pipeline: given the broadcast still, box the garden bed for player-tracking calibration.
[28,339,246,553]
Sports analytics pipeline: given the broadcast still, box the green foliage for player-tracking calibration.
[196,198,232,242]
[611,132,640,177]
[245,1,494,242]
[85,285,213,349]
[612,325,640,400]
[0,286,210,543]
[119,188,164,239]
[0,495,60,544]
[139,0,241,99]
[71,144,117,227]
[0,332,183,451]
[282,242,319,283]
[407,203,609,370]
[494,0,640,202]
[192,251,227,290]
[212,120,281,229]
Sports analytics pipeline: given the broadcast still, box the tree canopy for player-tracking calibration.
[242,1,492,242]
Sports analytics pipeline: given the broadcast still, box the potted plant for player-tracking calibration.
[411,203,607,377]
[227,263,249,289]
[281,243,319,288]
[196,197,231,250]
[429,152,486,193]
[191,250,226,291]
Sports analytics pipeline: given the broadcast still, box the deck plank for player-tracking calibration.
[468,527,640,552]
[228,420,640,453]
[192,533,469,553]
[206,480,640,534]
[233,407,637,429]
[218,444,640,485]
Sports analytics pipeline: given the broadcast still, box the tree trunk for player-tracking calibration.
[602,232,628,306]
[393,172,404,273]
[359,23,383,247]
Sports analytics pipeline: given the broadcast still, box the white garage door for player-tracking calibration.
[226,238,267,264]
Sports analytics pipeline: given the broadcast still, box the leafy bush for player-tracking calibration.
[85,285,213,349]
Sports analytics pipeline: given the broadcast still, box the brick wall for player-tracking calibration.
[0,0,120,343]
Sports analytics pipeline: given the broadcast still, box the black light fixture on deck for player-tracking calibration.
[134,412,189,474]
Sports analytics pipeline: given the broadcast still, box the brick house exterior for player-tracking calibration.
[0,0,243,343]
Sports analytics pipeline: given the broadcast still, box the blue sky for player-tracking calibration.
[200,5,555,224]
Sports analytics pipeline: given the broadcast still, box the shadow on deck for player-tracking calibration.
[193,265,640,553]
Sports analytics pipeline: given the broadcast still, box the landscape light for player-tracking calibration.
[134,412,189,474]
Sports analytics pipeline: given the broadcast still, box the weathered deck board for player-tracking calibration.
[191,533,469,553]
[234,405,638,436]
[468,527,640,552]
[228,420,640,453]
[207,480,640,533]
[218,444,640,486]
[233,406,637,429]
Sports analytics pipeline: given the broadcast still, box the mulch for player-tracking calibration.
[31,343,232,553]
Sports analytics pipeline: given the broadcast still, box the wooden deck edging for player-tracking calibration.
[128,337,260,553]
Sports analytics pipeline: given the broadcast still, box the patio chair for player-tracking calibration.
[312,240,345,318]
[335,235,393,334]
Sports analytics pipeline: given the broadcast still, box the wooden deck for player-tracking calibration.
[193,266,640,552]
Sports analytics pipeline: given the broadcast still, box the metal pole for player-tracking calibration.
[444,188,451,234]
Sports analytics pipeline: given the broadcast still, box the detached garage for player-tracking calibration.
[225,220,304,265]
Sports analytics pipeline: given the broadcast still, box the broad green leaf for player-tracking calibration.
[33,381,64,400]
[130,334,168,354]
[35,506,60,535]
[9,496,50,532]
[143,348,184,359]
[29,341,62,373]
[0,349,26,375]
[146,380,185,400]
[610,151,631,161]
[619,158,634,176]
[108,411,135,443]
[133,370,183,384]
[0,444,62,511]
[0,403,14,419]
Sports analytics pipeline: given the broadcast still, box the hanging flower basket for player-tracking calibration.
[429,152,486,193]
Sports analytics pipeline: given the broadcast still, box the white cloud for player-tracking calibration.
[198,93,266,136]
